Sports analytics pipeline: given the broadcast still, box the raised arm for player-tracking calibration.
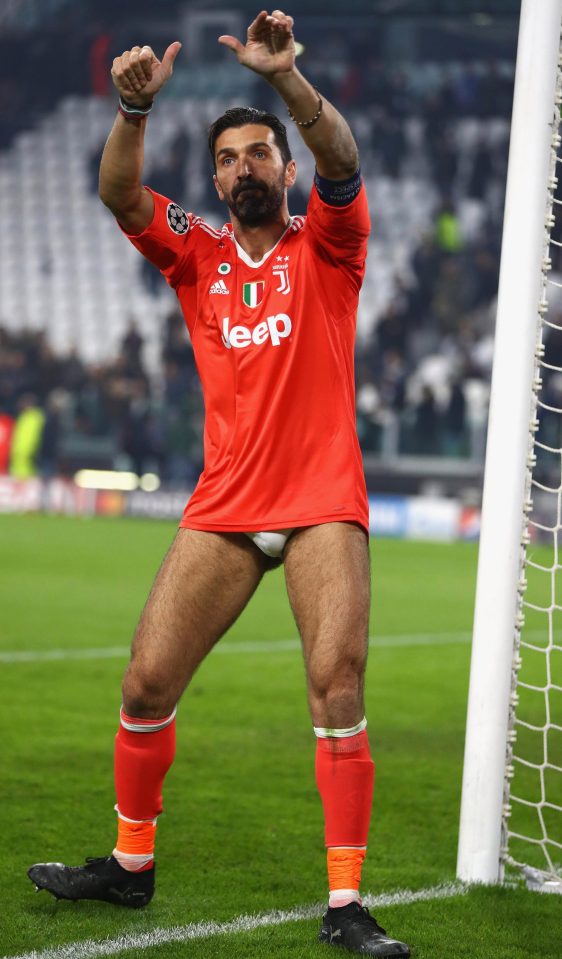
[99,41,182,234]
[219,10,358,180]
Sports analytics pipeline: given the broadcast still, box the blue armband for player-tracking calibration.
[314,168,362,206]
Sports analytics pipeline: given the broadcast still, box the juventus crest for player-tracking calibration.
[273,256,291,295]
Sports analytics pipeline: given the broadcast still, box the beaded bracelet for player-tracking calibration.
[287,92,323,129]
[118,95,154,119]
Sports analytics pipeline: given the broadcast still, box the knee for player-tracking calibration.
[122,660,177,718]
[308,655,366,724]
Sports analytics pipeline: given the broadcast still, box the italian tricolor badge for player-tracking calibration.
[242,281,265,308]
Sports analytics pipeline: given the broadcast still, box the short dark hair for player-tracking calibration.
[208,107,292,171]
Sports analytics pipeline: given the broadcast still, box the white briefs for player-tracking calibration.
[245,528,295,559]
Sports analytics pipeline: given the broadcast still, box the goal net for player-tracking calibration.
[457,0,562,892]
[504,53,562,892]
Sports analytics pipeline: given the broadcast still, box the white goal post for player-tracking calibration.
[457,0,562,887]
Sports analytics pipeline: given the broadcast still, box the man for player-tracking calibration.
[28,11,410,957]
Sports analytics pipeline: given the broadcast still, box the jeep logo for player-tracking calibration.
[221,313,292,349]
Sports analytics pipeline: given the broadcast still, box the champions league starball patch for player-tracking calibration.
[166,203,189,235]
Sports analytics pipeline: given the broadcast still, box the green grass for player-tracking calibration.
[1,514,561,958]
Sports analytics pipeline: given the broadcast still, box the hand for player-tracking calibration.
[111,42,182,107]
[219,9,295,77]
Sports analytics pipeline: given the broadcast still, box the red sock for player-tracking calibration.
[315,728,375,846]
[315,725,374,905]
[114,708,176,822]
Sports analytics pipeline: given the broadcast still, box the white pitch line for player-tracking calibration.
[0,633,473,664]
[0,646,131,664]
[3,881,468,959]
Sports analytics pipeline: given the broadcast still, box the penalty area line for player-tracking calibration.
[4,881,468,959]
[0,632,473,664]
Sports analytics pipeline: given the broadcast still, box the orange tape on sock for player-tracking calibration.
[327,847,366,891]
[116,817,157,857]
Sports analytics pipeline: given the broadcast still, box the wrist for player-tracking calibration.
[266,65,298,89]
[287,89,322,130]
[118,95,154,120]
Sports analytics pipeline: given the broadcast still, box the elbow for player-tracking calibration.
[98,171,112,210]
[98,189,114,212]
[98,182,119,215]
[98,185,138,221]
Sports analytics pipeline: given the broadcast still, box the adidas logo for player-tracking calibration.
[209,279,230,295]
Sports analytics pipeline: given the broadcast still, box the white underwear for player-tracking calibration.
[245,528,295,559]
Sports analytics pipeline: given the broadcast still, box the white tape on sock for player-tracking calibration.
[313,717,367,739]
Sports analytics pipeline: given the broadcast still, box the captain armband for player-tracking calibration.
[314,168,362,207]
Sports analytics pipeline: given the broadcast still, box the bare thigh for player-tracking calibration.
[122,528,266,717]
[283,522,371,729]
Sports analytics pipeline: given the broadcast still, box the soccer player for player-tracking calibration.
[28,10,410,957]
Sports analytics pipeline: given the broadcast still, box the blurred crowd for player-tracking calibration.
[350,63,510,460]
[0,317,204,482]
[355,187,504,459]
[355,230,498,460]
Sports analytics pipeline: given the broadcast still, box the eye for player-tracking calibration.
[222,157,234,166]
[255,151,266,159]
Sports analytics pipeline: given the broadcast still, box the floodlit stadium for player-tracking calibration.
[1,1,561,958]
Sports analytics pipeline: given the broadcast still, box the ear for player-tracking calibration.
[213,173,225,201]
[285,159,297,189]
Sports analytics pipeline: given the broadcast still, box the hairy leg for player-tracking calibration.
[122,528,267,717]
[26,530,269,891]
[284,522,373,903]
[283,521,371,727]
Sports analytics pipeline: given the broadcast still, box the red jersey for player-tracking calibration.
[123,182,370,532]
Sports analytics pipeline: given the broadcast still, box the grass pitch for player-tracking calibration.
[1,514,561,959]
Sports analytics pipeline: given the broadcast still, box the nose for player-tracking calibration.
[236,156,254,178]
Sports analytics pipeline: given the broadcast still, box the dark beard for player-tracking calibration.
[226,177,285,226]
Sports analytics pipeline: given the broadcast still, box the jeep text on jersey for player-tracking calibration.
[221,314,292,349]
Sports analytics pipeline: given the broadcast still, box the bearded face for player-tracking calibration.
[213,124,295,227]
[222,171,286,226]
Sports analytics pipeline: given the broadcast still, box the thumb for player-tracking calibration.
[161,41,182,73]
[218,35,244,56]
